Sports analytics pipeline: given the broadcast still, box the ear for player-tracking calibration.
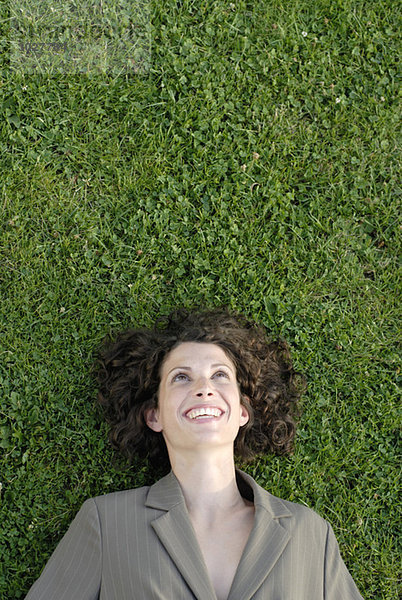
[144,407,163,432]
[239,401,250,427]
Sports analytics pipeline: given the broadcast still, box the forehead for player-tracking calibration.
[161,342,235,374]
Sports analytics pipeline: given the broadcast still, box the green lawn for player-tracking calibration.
[0,1,400,598]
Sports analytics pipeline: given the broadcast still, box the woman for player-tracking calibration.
[25,307,363,599]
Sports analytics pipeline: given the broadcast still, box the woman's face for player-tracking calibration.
[145,342,249,456]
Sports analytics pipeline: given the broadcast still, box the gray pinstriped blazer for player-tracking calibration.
[25,470,363,599]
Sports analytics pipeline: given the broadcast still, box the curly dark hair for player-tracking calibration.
[96,307,307,472]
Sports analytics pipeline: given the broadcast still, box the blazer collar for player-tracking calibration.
[145,468,292,518]
[146,469,292,600]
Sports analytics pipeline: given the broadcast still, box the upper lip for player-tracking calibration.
[184,405,225,418]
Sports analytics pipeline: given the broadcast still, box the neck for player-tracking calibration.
[169,449,246,522]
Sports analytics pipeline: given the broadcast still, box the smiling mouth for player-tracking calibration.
[185,407,224,420]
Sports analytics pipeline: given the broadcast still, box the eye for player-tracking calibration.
[213,371,229,378]
[172,372,190,382]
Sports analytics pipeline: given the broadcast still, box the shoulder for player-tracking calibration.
[268,489,324,519]
[272,494,329,529]
[81,485,151,514]
[78,471,182,518]
[256,484,332,547]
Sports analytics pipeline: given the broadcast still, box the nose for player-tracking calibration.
[194,376,214,398]
[196,390,213,397]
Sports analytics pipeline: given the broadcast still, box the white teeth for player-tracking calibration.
[187,407,222,420]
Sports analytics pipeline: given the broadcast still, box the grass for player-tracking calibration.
[0,0,400,597]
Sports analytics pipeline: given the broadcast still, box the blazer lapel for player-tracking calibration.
[228,471,292,600]
[146,470,293,600]
[146,472,217,600]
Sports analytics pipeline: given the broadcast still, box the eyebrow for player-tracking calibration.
[167,363,234,376]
